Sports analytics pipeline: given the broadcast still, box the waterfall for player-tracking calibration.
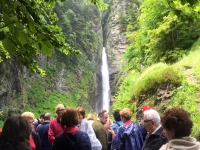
[101,47,110,111]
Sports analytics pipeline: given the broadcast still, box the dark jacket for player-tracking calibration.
[92,120,107,150]
[52,131,91,150]
[36,122,52,150]
[32,131,42,150]
[142,126,168,150]
[112,122,144,150]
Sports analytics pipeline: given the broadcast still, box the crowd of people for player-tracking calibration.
[0,104,199,150]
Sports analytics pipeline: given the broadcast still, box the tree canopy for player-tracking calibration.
[0,0,107,75]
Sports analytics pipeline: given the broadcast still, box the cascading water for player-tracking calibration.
[101,47,110,112]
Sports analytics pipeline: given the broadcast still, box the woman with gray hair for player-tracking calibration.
[142,109,167,150]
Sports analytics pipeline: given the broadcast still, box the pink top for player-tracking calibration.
[63,126,79,133]
[48,118,63,144]
[30,136,36,150]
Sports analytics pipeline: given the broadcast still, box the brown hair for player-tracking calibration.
[161,107,193,138]
[77,107,86,118]
[0,116,31,149]
[61,107,79,127]
[120,108,132,120]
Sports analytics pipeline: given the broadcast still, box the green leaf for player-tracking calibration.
[3,14,11,25]
[2,38,16,53]
[0,31,6,41]
[19,32,27,46]
[29,21,37,33]
[43,40,54,49]
[37,33,46,40]
[163,0,169,8]
[41,44,52,56]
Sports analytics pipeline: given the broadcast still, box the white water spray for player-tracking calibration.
[101,47,110,111]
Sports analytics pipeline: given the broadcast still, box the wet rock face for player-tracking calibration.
[104,0,129,99]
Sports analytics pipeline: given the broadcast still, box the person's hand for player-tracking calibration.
[108,128,115,135]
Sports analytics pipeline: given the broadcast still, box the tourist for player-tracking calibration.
[77,107,102,150]
[159,107,200,150]
[48,104,65,144]
[0,116,31,150]
[142,109,167,150]
[109,108,143,150]
[92,110,108,150]
[52,107,91,150]
[87,113,95,126]
[36,113,52,150]
[21,112,42,150]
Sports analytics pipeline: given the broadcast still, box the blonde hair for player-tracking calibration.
[87,113,94,120]
[21,112,35,120]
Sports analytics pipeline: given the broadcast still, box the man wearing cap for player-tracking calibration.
[139,105,151,141]
[142,109,167,150]
[36,113,52,150]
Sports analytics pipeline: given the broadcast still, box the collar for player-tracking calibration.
[152,125,161,134]
[63,126,79,133]
[124,120,132,127]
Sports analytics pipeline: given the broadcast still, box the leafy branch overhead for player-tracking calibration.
[0,0,107,75]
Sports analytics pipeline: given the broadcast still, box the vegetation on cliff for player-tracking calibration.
[111,0,200,139]
[0,0,105,126]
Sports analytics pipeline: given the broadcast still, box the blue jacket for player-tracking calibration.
[112,122,143,150]
[52,131,91,150]
[108,121,123,143]
[36,122,52,150]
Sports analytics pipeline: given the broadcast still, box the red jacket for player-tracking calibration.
[48,118,63,144]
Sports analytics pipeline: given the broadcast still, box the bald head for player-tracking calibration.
[56,104,65,111]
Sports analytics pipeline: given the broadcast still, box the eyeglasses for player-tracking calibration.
[144,119,152,123]
[57,109,65,112]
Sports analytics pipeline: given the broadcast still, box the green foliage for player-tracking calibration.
[112,70,141,114]
[25,91,79,118]
[118,2,141,33]
[168,81,200,138]
[132,63,183,97]
[0,0,75,75]
[113,38,200,138]
[124,0,200,70]
[164,0,200,21]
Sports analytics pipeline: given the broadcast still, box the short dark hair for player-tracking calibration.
[40,113,45,119]
[161,107,193,138]
[61,107,78,127]
[113,110,121,121]
[98,110,107,117]
[0,116,30,149]
[77,107,86,118]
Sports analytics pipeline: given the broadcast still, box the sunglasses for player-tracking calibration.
[144,119,152,123]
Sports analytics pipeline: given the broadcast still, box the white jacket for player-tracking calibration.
[159,137,200,150]
[79,119,102,150]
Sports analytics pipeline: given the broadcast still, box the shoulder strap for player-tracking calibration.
[115,122,121,127]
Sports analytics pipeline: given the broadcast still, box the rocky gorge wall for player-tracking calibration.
[103,0,129,103]
[0,2,103,120]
